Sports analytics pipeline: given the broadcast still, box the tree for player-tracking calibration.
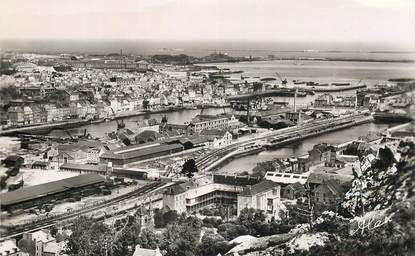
[161,223,201,256]
[202,217,222,228]
[238,208,266,225]
[197,231,231,256]
[138,228,161,250]
[154,208,165,228]
[65,216,140,256]
[251,161,275,178]
[237,208,268,236]
[114,219,142,256]
[217,223,248,241]
[181,159,198,178]
[164,210,179,226]
[180,215,202,229]
[0,176,7,189]
[65,216,111,256]
[50,226,58,237]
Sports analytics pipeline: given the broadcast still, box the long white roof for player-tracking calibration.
[264,171,310,184]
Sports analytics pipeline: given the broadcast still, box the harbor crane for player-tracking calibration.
[110,107,125,130]
[275,72,287,86]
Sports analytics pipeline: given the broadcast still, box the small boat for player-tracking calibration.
[332,82,351,86]
[90,119,105,124]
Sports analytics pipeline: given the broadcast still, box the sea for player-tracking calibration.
[199,60,415,86]
[1,39,414,61]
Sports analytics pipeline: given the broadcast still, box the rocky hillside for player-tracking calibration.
[342,138,415,216]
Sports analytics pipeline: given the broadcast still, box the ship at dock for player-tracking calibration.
[373,90,415,123]
[373,109,414,123]
[289,80,367,92]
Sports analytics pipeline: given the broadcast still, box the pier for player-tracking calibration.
[0,119,92,136]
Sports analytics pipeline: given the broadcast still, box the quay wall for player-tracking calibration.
[205,116,373,172]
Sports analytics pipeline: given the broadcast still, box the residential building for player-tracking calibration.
[313,180,345,206]
[18,230,59,256]
[43,104,59,122]
[324,158,346,168]
[298,143,337,173]
[282,182,306,200]
[30,105,47,124]
[237,180,282,220]
[7,106,24,127]
[22,106,33,125]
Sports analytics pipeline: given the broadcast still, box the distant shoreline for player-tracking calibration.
[198,57,415,65]
[1,39,414,63]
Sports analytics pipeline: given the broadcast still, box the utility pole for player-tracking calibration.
[294,88,297,113]
[305,182,314,224]
[246,99,250,125]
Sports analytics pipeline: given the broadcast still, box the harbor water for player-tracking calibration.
[216,122,391,174]
[200,59,415,86]
[48,107,229,138]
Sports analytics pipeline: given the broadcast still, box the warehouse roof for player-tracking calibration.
[101,143,183,160]
[187,136,212,145]
[59,163,147,177]
[60,163,107,172]
[0,173,105,206]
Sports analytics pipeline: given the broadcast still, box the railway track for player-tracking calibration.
[195,114,369,170]
[1,181,167,240]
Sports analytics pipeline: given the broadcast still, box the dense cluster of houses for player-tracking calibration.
[0,55,238,129]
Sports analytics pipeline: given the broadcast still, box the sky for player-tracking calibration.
[0,0,414,46]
